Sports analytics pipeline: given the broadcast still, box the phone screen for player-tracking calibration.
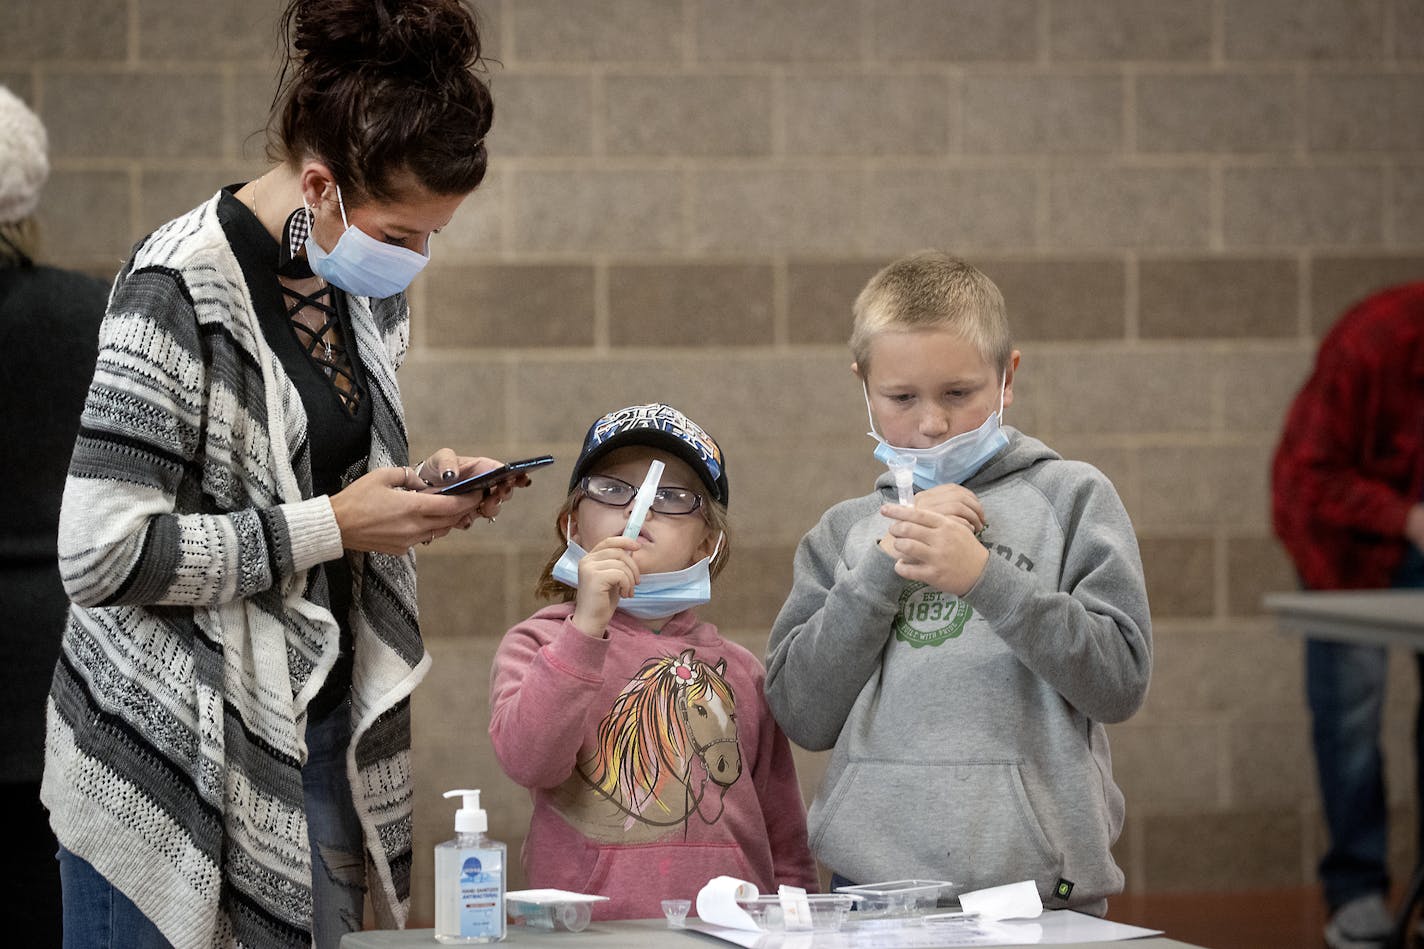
[436,455,555,495]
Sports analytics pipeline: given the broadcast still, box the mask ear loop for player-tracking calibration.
[705,530,726,572]
[333,183,351,230]
[862,383,884,440]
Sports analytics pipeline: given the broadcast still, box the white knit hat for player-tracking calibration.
[0,85,49,224]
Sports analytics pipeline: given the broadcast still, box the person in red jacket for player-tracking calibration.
[1271,282,1424,949]
[489,403,817,920]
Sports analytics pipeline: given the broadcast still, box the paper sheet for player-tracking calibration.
[503,888,608,905]
[697,875,763,931]
[686,908,1163,948]
[957,880,1042,921]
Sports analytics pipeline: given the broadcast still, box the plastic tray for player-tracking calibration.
[734,893,855,932]
[832,879,954,917]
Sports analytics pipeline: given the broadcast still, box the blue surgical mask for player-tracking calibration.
[304,184,428,298]
[866,375,1009,490]
[551,528,725,621]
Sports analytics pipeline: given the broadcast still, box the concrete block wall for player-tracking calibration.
[7,0,1424,923]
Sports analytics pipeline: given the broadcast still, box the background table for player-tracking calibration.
[1264,588,1424,949]
[1262,590,1424,648]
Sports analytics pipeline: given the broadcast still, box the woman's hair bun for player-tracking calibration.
[292,0,482,78]
[275,0,492,200]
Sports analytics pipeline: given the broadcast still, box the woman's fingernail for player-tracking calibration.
[442,469,457,482]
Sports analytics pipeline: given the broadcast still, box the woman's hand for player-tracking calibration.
[331,464,485,555]
[412,450,528,523]
[569,536,641,638]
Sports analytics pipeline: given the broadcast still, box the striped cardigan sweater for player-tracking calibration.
[41,192,431,948]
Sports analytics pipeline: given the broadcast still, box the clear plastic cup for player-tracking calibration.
[662,898,691,928]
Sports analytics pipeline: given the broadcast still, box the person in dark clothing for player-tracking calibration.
[0,82,111,949]
[1272,281,1424,949]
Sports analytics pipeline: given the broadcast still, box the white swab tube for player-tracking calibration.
[622,459,665,538]
[887,453,915,506]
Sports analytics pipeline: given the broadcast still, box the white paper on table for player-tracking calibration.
[956,880,1043,921]
[503,888,609,905]
[687,908,1162,948]
[696,875,763,931]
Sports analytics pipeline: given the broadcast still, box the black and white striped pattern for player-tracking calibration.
[41,192,429,948]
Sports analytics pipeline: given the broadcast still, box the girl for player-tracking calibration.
[489,403,817,920]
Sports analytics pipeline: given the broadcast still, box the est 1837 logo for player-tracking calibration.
[892,582,973,647]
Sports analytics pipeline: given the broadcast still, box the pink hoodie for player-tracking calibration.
[489,603,817,920]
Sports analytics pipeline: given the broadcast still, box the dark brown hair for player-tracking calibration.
[271,0,493,203]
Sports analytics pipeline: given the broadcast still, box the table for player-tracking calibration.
[340,919,1208,948]
[1264,588,1424,949]
[1262,590,1424,648]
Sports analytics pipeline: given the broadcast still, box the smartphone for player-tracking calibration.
[435,455,555,496]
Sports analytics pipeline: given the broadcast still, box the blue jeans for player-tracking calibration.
[58,701,366,949]
[59,848,173,949]
[1307,552,1424,911]
[303,698,367,949]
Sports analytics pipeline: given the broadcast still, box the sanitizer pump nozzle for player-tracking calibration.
[445,788,488,835]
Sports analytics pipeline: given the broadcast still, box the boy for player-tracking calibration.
[764,251,1152,916]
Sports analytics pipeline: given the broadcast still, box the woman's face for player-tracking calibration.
[569,447,718,575]
[305,165,469,258]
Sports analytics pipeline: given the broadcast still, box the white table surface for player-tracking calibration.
[1263,589,1424,649]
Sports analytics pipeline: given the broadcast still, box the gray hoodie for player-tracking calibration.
[765,429,1152,916]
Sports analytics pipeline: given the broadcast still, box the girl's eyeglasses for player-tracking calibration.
[579,474,704,516]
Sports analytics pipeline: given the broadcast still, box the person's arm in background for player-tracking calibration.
[1407,504,1424,554]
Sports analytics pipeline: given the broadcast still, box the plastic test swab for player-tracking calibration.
[887,453,915,506]
[622,459,665,539]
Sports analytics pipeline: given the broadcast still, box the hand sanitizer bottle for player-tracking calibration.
[434,789,506,944]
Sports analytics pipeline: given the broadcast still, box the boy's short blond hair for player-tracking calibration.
[850,251,1013,376]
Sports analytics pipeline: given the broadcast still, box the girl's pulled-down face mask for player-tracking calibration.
[551,529,725,620]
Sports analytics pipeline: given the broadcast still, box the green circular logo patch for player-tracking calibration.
[892,582,973,647]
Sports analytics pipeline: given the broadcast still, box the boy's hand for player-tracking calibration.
[570,536,641,638]
[879,502,989,597]
[910,483,987,536]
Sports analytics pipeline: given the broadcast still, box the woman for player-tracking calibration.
[40,1,504,946]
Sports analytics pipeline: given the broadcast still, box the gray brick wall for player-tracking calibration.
[9,0,1423,918]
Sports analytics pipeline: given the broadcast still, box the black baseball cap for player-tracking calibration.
[569,402,729,506]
